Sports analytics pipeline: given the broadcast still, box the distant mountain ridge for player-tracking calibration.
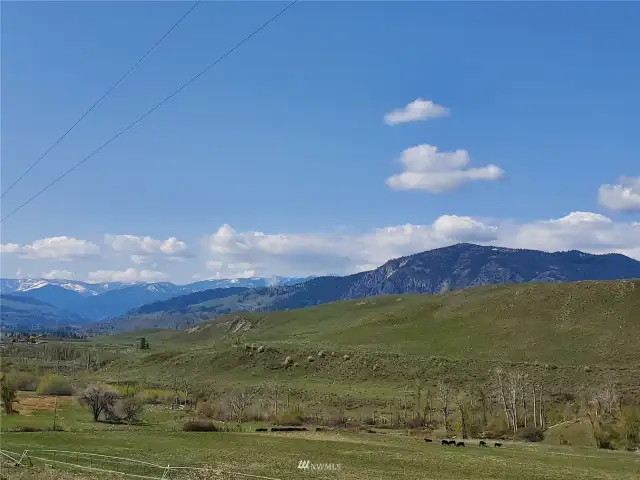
[109,244,640,332]
[0,294,87,329]
[0,276,310,325]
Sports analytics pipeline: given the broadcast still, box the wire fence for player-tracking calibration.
[0,448,285,480]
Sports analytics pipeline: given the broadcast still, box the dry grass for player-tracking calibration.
[13,393,73,415]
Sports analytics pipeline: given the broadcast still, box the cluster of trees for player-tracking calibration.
[3,328,87,340]
[79,385,144,424]
[584,384,640,450]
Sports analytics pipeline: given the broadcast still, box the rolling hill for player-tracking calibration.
[111,243,640,332]
[0,294,88,329]
[103,279,640,404]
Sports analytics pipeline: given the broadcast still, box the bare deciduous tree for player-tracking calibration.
[455,392,472,439]
[412,377,423,424]
[119,386,144,424]
[227,387,259,423]
[437,382,451,435]
[475,385,489,428]
[493,368,523,433]
[80,385,119,422]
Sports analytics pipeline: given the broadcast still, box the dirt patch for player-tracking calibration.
[14,393,73,414]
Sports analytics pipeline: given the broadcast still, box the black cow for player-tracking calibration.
[494,442,503,447]
[456,442,465,447]
[424,438,433,443]
[479,440,487,447]
[441,439,449,445]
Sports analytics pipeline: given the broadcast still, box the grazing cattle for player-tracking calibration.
[494,442,503,447]
[456,442,465,447]
[255,428,268,432]
[441,439,450,446]
[479,441,487,447]
[424,438,433,443]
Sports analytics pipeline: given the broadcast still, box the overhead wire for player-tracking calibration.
[0,0,203,199]
[0,0,299,224]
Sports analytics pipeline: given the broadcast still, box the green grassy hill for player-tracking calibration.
[87,279,640,414]
[108,244,640,333]
[153,279,640,364]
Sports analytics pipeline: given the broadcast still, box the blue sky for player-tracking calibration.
[1,1,639,284]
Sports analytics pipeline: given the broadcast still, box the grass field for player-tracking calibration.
[2,429,640,480]
[2,280,640,478]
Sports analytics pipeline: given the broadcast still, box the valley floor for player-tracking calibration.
[2,429,640,480]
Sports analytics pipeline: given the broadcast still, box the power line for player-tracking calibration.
[0,0,298,224]
[0,1,203,200]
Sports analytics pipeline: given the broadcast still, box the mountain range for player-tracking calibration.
[0,276,310,327]
[108,243,640,332]
[3,243,640,332]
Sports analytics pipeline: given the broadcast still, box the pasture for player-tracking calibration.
[2,428,640,480]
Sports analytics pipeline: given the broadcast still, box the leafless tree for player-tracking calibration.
[532,383,538,428]
[227,387,260,422]
[412,377,423,424]
[423,387,435,425]
[264,378,283,417]
[538,383,545,429]
[455,392,472,439]
[521,374,529,429]
[80,385,119,422]
[437,382,452,435]
[493,368,514,431]
[119,391,144,424]
[475,385,489,428]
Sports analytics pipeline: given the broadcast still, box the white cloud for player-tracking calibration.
[384,98,449,125]
[386,144,504,193]
[0,236,100,261]
[432,215,499,242]
[86,268,170,283]
[205,261,258,279]
[42,270,76,280]
[598,176,640,212]
[202,213,640,277]
[104,234,191,263]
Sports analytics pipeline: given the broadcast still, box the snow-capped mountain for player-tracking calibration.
[0,276,310,323]
[0,278,127,296]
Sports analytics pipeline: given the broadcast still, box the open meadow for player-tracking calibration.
[2,282,640,478]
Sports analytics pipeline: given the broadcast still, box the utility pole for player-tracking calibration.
[53,396,58,430]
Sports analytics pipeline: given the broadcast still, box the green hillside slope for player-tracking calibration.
[157,279,640,366]
[87,279,640,410]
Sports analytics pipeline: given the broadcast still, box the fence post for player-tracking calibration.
[17,450,31,467]
[161,463,171,479]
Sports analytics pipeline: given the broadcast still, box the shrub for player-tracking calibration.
[0,375,18,414]
[407,416,426,429]
[13,425,44,432]
[327,414,347,427]
[118,393,144,424]
[517,427,545,442]
[12,372,38,391]
[37,374,74,396]
[196,401,216,419]
[182,419,220,432]
[275,411,305,426]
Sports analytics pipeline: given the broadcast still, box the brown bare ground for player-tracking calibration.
[13,393,73,415]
